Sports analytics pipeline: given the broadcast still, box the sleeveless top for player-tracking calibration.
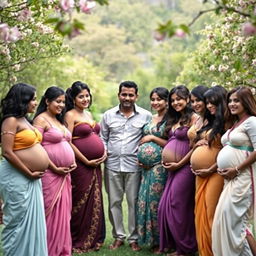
[13,128,42,151]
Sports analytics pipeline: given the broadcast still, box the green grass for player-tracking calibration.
[0,186,163,256]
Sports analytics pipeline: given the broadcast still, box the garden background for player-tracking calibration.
[0,0,256,255]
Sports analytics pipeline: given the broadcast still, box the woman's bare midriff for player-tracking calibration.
[162,148,183,164]
[15,143,49,171]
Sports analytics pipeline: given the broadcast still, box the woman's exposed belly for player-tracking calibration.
[15,143,49,171]
[190,145,220,170]
[162,147,183,163]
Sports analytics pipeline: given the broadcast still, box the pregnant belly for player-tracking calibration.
[45,142,75,167]
[15,143,50,171]
[191,145,220,170]
[73,134,105,160]
[137,142,162,166]
[217,145,240,169]
[162,140,189,163]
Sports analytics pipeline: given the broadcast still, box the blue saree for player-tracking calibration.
[0,159,48,256]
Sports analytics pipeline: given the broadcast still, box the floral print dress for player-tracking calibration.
[136,120,167,247]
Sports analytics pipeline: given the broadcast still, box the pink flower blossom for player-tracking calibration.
[0,23,9,41]
[153,30,166,41]
[8,27,21,42]
[242,22,256,37]
[17,8,32,21]
[175,28,186,38]
[79,0,96,14]
[59,0,74,12]
[68,28,81,39]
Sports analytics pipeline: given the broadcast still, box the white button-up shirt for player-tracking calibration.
[100,104,151,172]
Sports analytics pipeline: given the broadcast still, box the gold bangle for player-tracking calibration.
[235,166,241,176]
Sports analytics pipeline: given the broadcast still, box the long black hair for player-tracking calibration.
[191,85,209,103]
[150,87,169,130]
[34,86,66,124]
[200,85,227,146]
[165,85,193,135]
[0,83,36,129]
[66,81,92,111]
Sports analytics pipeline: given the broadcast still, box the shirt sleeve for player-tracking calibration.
[100,113,109,150]
[244,116,256,150]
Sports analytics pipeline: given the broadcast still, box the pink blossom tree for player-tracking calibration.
[0,0,108,92]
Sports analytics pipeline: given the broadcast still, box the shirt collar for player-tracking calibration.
[115,104,139,115]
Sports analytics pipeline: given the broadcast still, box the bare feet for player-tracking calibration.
[129,242,141,251]
[109,239,124,250]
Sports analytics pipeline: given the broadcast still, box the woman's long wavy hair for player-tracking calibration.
[66,81,92,112]
[150,87,169,130]
[0,83,36,128]
[165,85,193,136]
[34,86,66,124]
[200,85,227,146]
[225,86,256,128]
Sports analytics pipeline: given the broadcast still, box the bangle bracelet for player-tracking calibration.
[235,166,241,176]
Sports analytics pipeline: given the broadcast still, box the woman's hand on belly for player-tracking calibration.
[217,167,237,180]
[162,161,180,171]
[192,168,213,178]
[87,152,107,167]
[30,171,45,179]
[51,166,74,175]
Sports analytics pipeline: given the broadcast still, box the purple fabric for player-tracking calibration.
[71,123,105,252]
[158,127,197,254]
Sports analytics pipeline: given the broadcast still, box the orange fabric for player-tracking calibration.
[13,128,42,150]
[195,173,224,256]
[190,129,224,256]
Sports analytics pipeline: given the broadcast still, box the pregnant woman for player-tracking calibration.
[0,83,49,255]
[65,81,106,253]
[136,87,168,253]
[34,86,76,256]
[158,85,198,256]
[212,87,256,255]
[189,85,226,256]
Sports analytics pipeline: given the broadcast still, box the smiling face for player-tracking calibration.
[170,93,188,113]
[150,92,167,113]
[74,89,91,110]
[191,94,205,115]
[228,92,246,117]
[118,86,138,111]
[47,94,65,115]
[206,100,217,115]
[27,93,38,113]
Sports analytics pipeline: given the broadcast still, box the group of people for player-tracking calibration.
[0,80,256,256]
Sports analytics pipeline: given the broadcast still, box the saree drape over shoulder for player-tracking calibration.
[38,125,75,256]
[189,126,224,256]
[0,159,48,256]
[212,116,256,256]
[71,122,105,253]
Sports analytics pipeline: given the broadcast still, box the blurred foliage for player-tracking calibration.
[176,0,256,89]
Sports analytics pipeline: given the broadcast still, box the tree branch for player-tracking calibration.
[188,8,219,27]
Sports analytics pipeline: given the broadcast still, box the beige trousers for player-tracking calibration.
[104,169,141,243]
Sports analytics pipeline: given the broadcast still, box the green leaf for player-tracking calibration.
[179,24,190,34]
[45,17,62,24]
[234,60,242,71]
[95,0,109,5]
[73,19,85,30]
